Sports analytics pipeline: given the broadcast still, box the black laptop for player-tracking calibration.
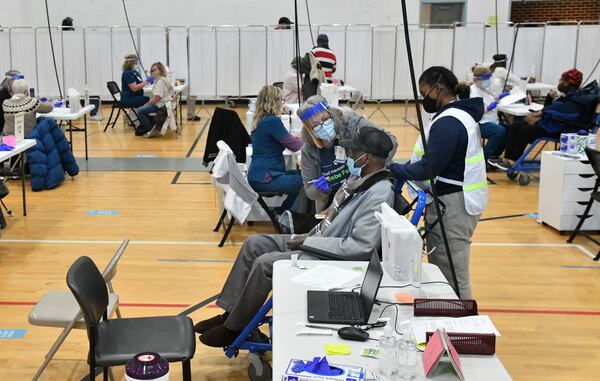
[307,251,383,325]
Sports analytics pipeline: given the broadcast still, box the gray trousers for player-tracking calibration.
[425,192,480,299]
[185,87,197,118]
[217,234,293,330]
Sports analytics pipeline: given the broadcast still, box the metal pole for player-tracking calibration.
[214,26,218,99]
[369,25,374,99]
[238,26,241,97]
[574,21,581,68]
[450,23,457,72]
[34,28,40,96]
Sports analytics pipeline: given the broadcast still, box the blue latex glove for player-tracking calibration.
[296,357,343,376]
[487,101,498,111]
[39,97,48,102]
[498,92,510,100]
[314,176,330,194]
[54,101,63,107]
[146,76,154,85]
[0,144,14,151]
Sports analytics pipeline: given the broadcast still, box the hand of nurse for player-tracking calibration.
[314,176,330,194]
[146,76,154,85]
[498,92,510,100]
[487,101,498,111]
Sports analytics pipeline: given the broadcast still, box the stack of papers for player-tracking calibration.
[290,265,362,290]
[411,315,501,344]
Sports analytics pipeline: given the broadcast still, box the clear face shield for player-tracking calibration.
[299,101,335,141]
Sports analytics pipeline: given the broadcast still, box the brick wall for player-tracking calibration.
[511,0,600,23]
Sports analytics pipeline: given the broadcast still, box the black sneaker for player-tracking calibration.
[187,115,201,121]
[487,158,512,171]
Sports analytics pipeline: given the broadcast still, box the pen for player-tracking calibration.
[307,179,319,184]
[305,324,337,331]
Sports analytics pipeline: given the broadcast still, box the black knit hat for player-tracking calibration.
[339,126,393,159]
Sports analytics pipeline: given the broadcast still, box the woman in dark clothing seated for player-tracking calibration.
[248,85,304,210]
[503,68,591,162]
[120,54,149,108]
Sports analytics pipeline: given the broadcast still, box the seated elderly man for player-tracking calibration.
[197,125,397,347]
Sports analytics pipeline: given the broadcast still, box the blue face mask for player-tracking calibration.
[313,118,336,141]
[481,79,492,89]
[347,153,367,177]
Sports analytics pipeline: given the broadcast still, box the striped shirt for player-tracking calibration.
[311,46,337,81]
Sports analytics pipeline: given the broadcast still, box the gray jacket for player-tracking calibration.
[302,170,395,260]
[301,106,398,211]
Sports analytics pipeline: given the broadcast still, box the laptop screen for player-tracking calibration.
[358,250,384,321]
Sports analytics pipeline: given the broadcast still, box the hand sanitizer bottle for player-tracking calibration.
[379,318,398,376]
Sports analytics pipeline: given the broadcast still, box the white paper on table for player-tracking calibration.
[290,264,363,290]
[411,315,501,344]
[499,87,526,106]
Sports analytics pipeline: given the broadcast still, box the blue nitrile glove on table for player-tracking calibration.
[291,357,344,376]
[314,176,330,194]
[146,76,154,85]
[487,101,498,111]
[0,144,14,151]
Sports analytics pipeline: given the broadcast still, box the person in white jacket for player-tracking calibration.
[469,66,508,167]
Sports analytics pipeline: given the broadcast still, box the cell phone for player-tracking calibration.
[29,88,35,97]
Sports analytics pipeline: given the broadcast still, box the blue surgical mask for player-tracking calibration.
[313,118,336,141]
[347,153,367,177]
[481,79,492,89]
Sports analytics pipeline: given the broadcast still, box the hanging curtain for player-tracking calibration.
[216,26,240,97]
[61,28,85,96]
[189,26,216,98]
[453,23,485,81]
[371,26,396,100]
[35,27,63,97]
[167,27,188,84]
[395,25,424,99]
[240,26,267,95]
[9,28,37,93]
[513,25,544,79]
[345,25,372,99]
[541,25,577,84]
[266,27,294,85]
[84,27,112,99]
[139,26,167,71]
[576,24,600,84]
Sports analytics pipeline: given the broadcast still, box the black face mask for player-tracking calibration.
[557,83,570,94]
[422,86,440,113]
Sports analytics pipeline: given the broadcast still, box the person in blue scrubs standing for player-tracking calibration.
[120,54,149,108]
[248,85,304,210]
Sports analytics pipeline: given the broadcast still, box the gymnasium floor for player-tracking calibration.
[0,103,598,381]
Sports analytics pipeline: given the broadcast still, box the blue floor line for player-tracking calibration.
[159,259,235,263]
[561,265,600,269]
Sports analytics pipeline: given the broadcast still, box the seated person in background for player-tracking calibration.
[297,95,397,212]
[134,62,173,137]
[468,66,508,168]
[247,85,303,211]
[282,57,302,104]
[120,54,148,109]
[0,69,22,133]
[196,126,396,347]
[490,54,527,95]
[2,77,53,137]
[502,68,591,165]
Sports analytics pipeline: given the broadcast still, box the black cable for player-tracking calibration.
[377,303,402,335]
[305,0,315,47]
[399,0,461,298]
[0,200,13,217]
[121,0,146,75]
[495,0,499,55]
[43,0,63,99]
[502,23,520,93]
[293,0,303,104]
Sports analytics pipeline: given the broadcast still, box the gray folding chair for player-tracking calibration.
[28,239,129,381]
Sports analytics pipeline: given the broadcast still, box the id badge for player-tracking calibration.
[335,146,346,162]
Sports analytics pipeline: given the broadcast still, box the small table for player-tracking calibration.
[272,260,512,380]
[41,105,95,160]
[0,139,36,216]
[498,102,543,117]
[526,83,556,92]
[143,83,189,126]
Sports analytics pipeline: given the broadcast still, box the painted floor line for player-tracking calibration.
[561,265,600,269]
[0,301,189,308]
[473,242,596,260]
[159,259,235,263]
[0,239,243,246]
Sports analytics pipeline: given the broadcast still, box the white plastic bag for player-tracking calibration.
[374,203,423,289]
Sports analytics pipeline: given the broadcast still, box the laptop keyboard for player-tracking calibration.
[328,292,361,321]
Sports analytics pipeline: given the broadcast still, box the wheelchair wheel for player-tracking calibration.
[506,170,518,180]
[248,357,272,381]
[518,173,530,186]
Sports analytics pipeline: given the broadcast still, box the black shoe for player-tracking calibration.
[194,312,229,334]
[135,128,147,136]
[187,115,201,121]
[199,325,242,347]
[487,158,511,171]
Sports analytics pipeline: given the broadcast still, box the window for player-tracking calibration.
[421,1,466,26]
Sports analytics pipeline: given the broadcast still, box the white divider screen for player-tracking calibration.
[512,25,544,78]
[371,26,396,99]
[576,25,600,84]
[240,26,267,95]
[266,28,293,85]
[453,24,485,80]
[0,28,11,76]
[139,26,167,71]
[541,25,578,84]
[423,27,453,71]
[298,25,316,55]
[111,27,139,82]
[483,24,514,63]
[189,26,216,98]
[167,27,188,84]
[395,25,424,99]
[9,28,37,93]
[61,29,86,95]
[216,26,240,97]
[345,26,372,98]
[84,27,112,98]
[317,26,345,81]
[35,27,63,98]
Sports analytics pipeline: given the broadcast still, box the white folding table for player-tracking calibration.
[41,105,95,160]
[0,139,36,216]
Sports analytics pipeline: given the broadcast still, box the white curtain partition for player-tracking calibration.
[240,26,267,95]
[3,23,600,101]
[371,26,396,99]
[541,24,578,84]
[189,26,216,98]
[576,25,600,84]
[139,26,167,73]
[9,28,37,93]
[61,29,86,95]
[84,27,112,98]
[453,24,485,81]
[167,27,188,84]
[35,27,63,98]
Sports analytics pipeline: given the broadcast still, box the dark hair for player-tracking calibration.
[419,66,470,99]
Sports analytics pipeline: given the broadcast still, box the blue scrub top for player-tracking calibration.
[248,116,290,183]
[121,69,144,102]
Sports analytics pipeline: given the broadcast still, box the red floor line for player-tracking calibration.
[0,301,189,308]
[479,308,600,316]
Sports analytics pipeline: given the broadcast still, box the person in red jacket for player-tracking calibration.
[311,34,337,83]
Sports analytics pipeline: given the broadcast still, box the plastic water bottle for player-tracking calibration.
[398,322,417,379]
[378,319,398,376]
